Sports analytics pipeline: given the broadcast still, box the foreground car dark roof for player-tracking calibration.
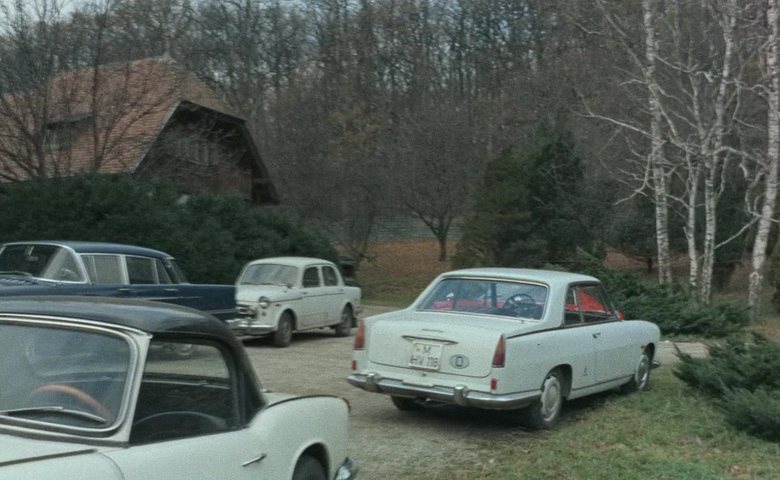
[0,296,237,341]
[1,241,172,258]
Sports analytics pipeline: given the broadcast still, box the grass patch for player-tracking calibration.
[357,240,454,305]
[428,369,779,479]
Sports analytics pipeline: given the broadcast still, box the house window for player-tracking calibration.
[174,135,218,166]
[43,117,89,153]
[44,124,75,153]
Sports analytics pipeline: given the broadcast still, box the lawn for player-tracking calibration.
[436,368,780,480]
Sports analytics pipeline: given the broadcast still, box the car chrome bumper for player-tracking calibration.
[347,373,540,410]
[225,318,275,336]
[335,457,357,480]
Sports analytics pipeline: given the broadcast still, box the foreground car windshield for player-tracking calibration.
[0,323,131,430]
[417,277,548,320]
[0,244,85,282]
[239,264,298,286]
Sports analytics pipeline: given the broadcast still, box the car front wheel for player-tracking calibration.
[273,312,293,348]
[621,349,652,393]
[522,368,565,430]
[292,455,326,480]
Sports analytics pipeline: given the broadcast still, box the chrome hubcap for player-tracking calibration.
[540,375,562,421]
[636,354,650,388]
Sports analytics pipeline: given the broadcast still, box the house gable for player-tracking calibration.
[0,57,277,204]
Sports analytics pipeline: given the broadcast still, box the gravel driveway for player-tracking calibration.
[241,306,705,479]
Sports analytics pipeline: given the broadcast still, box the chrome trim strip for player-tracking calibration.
[401,335,457,345]
[347,374,539,410]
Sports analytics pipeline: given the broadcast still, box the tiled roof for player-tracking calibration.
[1,56,243,178]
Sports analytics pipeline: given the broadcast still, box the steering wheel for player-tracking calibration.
[58,268,80,281]
[503,293,536,309]
[131,411,227,443]
[31,383,111,419]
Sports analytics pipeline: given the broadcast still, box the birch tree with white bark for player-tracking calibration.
[586,0,674,284]
[748,0,780,315]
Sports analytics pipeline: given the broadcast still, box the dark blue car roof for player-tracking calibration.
[2,241,173,259]
[0,296,233,340]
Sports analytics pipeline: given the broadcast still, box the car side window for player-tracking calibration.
[130,341,236,444]
[155,259,173,284]
[564,287,582,325]
[82,254,124,284]
[302,266,321,288]
[577,285,613,323]
[126,256,157,284]
[322,266,339,286]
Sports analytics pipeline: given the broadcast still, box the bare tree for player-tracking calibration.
[748,0,780,315]
[390,99,481,261]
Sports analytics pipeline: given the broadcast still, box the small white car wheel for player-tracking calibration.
[273,312,294,348]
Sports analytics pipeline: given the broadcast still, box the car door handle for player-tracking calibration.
[117,288,132,295]
[242,453,267,467]
[592,332,601,339]
[163,288,179,293]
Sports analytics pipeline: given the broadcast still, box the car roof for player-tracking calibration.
[0,296,237,342]
[1,241,173,259]
[245,256,335,268]
[439,267,599,285]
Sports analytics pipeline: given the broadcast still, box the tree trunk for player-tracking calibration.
[749,0,780,316]
[685,167,700,295]
[643,0,673,284]
[700,173,717,303]
[437,235,448,262]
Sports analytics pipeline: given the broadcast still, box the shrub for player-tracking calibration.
[720,387,780,441]
[0,175,336,283]
[674,335,780,442]
[674,335,780,396]
[572,251,749,337]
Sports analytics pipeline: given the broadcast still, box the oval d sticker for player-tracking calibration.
[450,354,469,369]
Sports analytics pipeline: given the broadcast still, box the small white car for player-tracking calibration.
[229,257,362,347]
[0,297,356,480]
[348,268,660,429]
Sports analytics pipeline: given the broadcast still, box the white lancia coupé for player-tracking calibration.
[0,297,356,480]
[348,268,660,429]
[230,257,361,347]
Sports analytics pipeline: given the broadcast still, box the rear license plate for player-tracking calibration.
[409,342,442,371]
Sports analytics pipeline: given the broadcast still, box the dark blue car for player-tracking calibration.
[0,241,236,323]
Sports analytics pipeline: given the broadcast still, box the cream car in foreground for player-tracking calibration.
[348,268,660,429]
[229,257,361,347]
[0,297,356,480]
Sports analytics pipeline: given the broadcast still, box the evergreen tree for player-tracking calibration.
[454,129,596,268]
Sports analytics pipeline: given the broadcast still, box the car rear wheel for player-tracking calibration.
[273,312,293,348]
[522,368,565,430]
[292,454,326,480]
[391,396,420,411]
[334,306,353,337]
[621,349,652,393]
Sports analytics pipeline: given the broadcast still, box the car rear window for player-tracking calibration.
[417,277,548,320]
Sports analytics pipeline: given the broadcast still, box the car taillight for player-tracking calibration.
[354,319,365,350]
[492,335,505,368]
